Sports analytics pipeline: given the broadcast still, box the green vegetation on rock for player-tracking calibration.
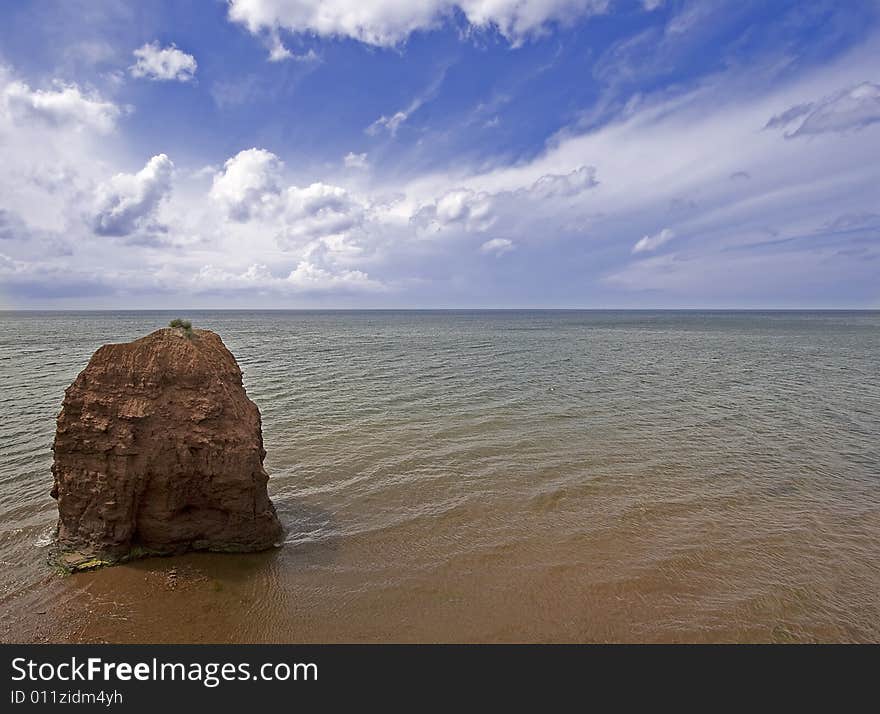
[168,318,194,337]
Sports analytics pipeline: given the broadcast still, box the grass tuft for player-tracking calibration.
[168,318,194,337]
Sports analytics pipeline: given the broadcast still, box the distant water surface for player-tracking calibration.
[0,310,878,642]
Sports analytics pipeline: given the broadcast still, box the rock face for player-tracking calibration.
[51,326,283,570]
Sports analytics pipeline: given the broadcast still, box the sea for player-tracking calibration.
[0,310,878,642]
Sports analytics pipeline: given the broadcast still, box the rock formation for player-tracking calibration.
[50,325,283,571]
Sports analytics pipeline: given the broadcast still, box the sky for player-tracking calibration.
[0,0,878,309]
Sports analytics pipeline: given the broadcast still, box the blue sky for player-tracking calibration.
[0,0,878,308]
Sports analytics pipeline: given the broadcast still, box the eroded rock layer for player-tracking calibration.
[51,327,283,570]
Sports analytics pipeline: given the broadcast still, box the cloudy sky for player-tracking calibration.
[1,0,878,308]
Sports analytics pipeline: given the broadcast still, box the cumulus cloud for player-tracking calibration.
[130,42,197,82]
[4,17,878,309]
[480,238,514,255]
[208,147,367,250]
[411,165,597,235]
[765,82,880,139]
[91,154,174,237]
[435,189,493,227]
[193,260,381,293]
[209,148,283,221]
[526,166,597,199]
[227,0,609,49]
[287,260,379,291]
[632,227,674,254]
[344,151,369,169]
[461,0,610,43]
[415,188,495,232]
[277,182,365,247]
[1,76,120,133]
[194,262,273,289]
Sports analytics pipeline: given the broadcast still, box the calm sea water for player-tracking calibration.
[0,310,878,642]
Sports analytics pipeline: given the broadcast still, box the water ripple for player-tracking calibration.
[1,309,879,642]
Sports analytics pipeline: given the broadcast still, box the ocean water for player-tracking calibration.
[0,310,878,642]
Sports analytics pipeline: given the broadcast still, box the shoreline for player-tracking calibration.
[2,550,873,644]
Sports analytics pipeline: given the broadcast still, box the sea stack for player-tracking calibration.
[50,324,283,571]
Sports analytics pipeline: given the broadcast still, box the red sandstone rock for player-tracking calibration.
[50,326,283,570]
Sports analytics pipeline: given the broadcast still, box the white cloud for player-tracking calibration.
[267,31,293,61]
[91,154,174,237]
[286,260,379,291]
[0,209,27,242]
[0,252,19,272]
[265,32,319,62]
[436,189,493,228]
[460,0,610,43]
[194,262,273,289]
[368,110,410,136]
[367,71,447,137]
[344,151,369,169]
[527,166,597,199]
[0,66,123,243]
[191,164,219,180]
[415,188,495,232]
[765,81,880,139]
[3,25,879,309]
[207,147,369,257]
[193,260,382,293]
[227,0,609,50]
[277,182,365,247]
[409,165,597,237]
[228,0,437,48]
[1,75,120,133]
[292,48,320,63]
[209,148,283,221]
[480,237,514,255]
[603,241,880,305]
[632,227,674,253]
[130,42,197,82]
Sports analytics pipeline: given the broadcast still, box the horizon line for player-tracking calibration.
[2,307,878,313]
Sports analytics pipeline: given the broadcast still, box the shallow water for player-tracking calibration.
[1,310,878,642]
